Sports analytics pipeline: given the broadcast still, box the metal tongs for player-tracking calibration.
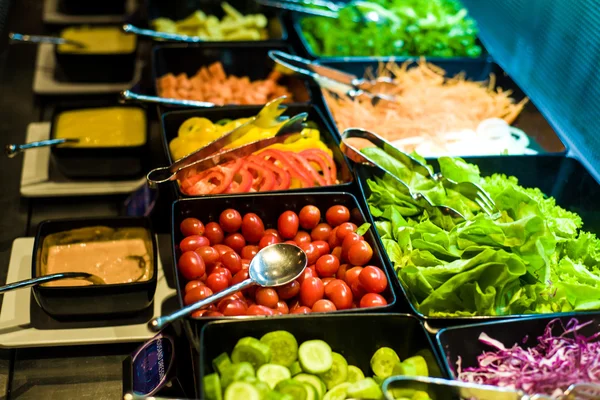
[382,376,600,400]
[254,0,391,24]
[146,112,308,188]
[268,50,398,105]
[341,128,501,221]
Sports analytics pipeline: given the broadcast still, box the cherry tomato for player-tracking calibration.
[216,294,244,311]
[178,251,206,280]
[221,251,242,274]
[185,280,204,293]
[341,233,363,261]
[284,240,298,246]
[223,233,246,254]
[277,280,300,300]
[195,246,220,266]
[242,213,265,243]
[198,273,207,282]
[336,222,358,242]
[219,209,242,233]
[259,234,280,249]
[328,226,341,249]
[322,277,336,286]
[325,205,350,227]
[293,231,312,246]
[184,285,213,305]
[291,306,312,314]
[206,272,229,293]
[324,279,353,309]
[213,244,235,256]
[276,301,289,314]
[300,277,325,308]
[278,210,300,239]
[232,269,249,286]
[241,245,259,260]
[337,264,349,281]
[264,229,281,240]
[296,266,315,284]
[212,266,233,284]
[204,311,224,317]
[331,246,342,261]
[312,240,330,257]
[299,243,319,266]
[221,299,248,316]
[360,293,387,308]
[351,208,362,224]
[311,223,332,241]
[299,205,321,230]
[347,241,373,266]
[180,218,205,237]
[359,266,388,293]
[315,254,340,277]
[180,235,210,253]
[241,259,250,270]
[312,299,337,313]
[204,222,224,245]
[192,309,208,318]
[345,266,363,289]
[247,304,276,316]
[255,287,279,308]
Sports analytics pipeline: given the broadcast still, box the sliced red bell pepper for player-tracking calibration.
[225,165,253,193]
[248,155,291,191]
[181,159,242,195]
[258,149,314,188]
[244,160,276,192]
[286,151,327,186]
[300,149,337,185]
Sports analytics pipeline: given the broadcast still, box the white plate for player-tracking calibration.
[33,44,143,95]
[43,0,137,24]
[20,123,146,198]
[0,238,177,348]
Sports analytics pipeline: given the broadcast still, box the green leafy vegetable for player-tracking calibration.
[366,152,600,317]
[300,0,482,58]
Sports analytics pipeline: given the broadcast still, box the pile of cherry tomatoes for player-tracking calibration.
[177,204,389,317]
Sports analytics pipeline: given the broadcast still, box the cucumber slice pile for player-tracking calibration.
[204,330,433,400]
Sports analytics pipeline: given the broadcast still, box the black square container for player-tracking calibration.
[32,217,158,319]
[436,312,600,380]
[49,103,149,180]
[55,25,137,83]
[171,192,400,339]
[151,43,311,109]
[59,0,126,15]
[147,0,286,42]
[199,313,446,394]
[355,155,600,328]
[160,103,353,197]
[315,60,567,154]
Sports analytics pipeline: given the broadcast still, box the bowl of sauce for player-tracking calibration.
[32,218,157,318]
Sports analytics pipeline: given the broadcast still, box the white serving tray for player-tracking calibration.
[33,44,143,95]
[20,122,146,198]
[43,0,137,24]
[0,237,177,348]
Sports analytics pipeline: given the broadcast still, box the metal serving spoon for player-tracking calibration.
[148,243,307,332]
[5,138,79,158]
[8,32,87,48]
[0,272,106,293]
[122,24,205,43]
[119,90,215,108]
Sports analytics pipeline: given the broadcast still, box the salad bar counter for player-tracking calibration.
[0,0,598,399]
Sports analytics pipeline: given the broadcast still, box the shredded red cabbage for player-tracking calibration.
[457,318,600,398]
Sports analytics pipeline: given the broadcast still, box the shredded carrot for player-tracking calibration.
[157,62,293,105]
[325,60,529,149]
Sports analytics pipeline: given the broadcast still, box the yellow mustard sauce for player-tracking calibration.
[58,26,137,54]
[54,107,146,148]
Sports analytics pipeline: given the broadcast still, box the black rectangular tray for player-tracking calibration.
[171,192,401,341]
[160,103,354,197]
[146,0,287,43]
[355,155,600,328]
[436,312,600,379]
[151,42,311,113]
[315,60,567,154]
[199,313,446,395]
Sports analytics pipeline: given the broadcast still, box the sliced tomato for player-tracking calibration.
[286,151,327,186]
[300,149,337,185]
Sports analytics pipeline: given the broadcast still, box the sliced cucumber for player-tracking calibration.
[303,382,319,400]
[347,365,365,383]
[298,340,333,374]
[242,375,258,383]
[252,381,271,397]
[392,356,429,377]
[257,363,292,389]
[294,373,326,399]
[318,352,348,390]
[213,352,232,375]
[203,373,223,400]
[221,362,255,389]
[224,382,261,400]
[289,361,303,376]
[370,347,400,378]
[232,337,272,369]
[346,378,383,400]
[322,382,351,400]
[275,379,309,400]
[264,391,294,400]
[260,331,299,367]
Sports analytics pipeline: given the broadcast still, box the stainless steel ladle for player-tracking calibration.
[0,272,106,293]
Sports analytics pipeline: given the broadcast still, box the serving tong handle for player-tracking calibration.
[254,0,340,18]
[5,138,79,158]
[8,32,86,48]
[120,90,215,108]
[122,24,204,43]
